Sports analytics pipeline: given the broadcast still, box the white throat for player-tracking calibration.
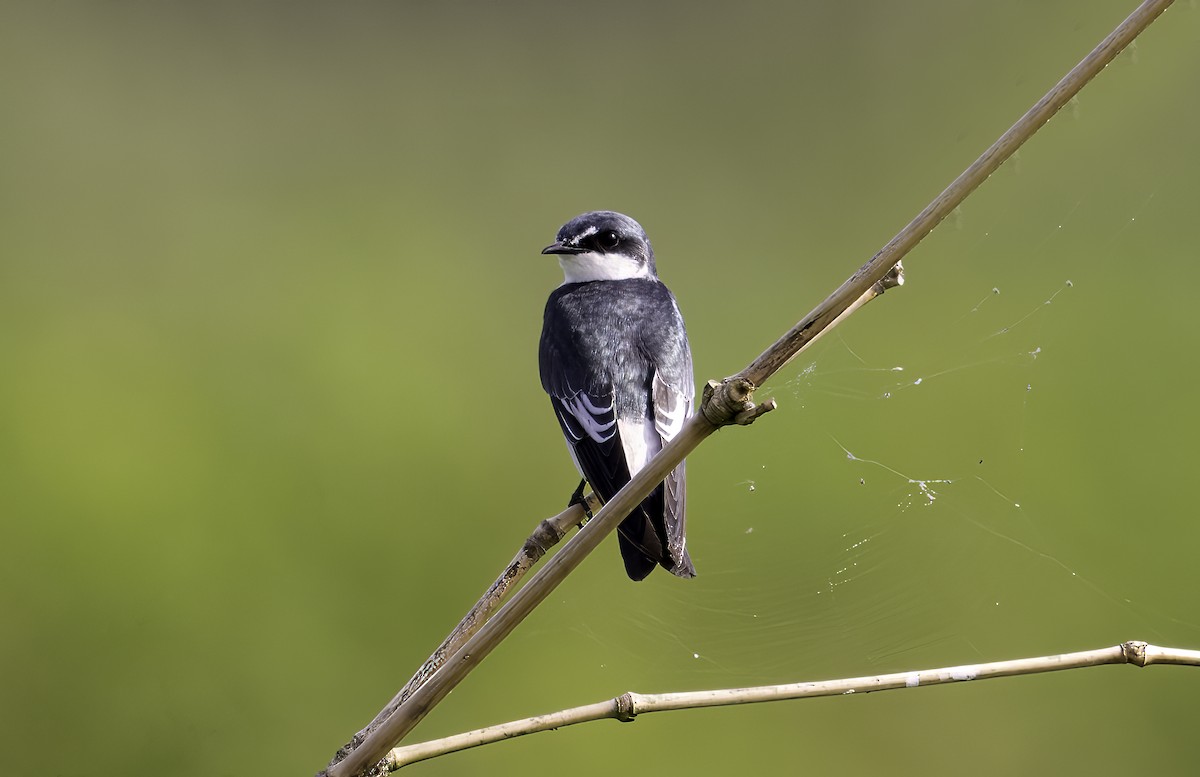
[558,251,651,284]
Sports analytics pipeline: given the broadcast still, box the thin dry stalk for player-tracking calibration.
[384,642,1200,769]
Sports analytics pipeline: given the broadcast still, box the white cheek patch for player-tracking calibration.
[559,251,651,284]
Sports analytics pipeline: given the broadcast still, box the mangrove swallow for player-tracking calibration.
[538,211,696,581]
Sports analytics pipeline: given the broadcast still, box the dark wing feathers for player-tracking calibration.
[548,388,663,580]
[540,279,694,580]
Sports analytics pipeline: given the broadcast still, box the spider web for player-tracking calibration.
[539,155,1200,688]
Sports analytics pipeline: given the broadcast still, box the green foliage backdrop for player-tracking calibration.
[1,2,1197,775]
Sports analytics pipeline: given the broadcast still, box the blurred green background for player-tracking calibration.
[2,1,1198,774]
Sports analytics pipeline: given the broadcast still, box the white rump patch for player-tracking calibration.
[559,251,651,284]
[617,417,661,476]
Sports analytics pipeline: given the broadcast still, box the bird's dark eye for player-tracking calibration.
[596,230,620,251]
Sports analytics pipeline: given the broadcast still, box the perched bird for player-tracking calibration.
[538,211,696,581]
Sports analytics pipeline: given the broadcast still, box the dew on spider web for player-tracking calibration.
[776,275,1069,410]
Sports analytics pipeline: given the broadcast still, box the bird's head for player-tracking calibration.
[542,211,657,284]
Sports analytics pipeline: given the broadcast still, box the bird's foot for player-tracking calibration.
[567,479,594,524]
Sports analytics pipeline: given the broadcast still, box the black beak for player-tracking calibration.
[542,241,584,255]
